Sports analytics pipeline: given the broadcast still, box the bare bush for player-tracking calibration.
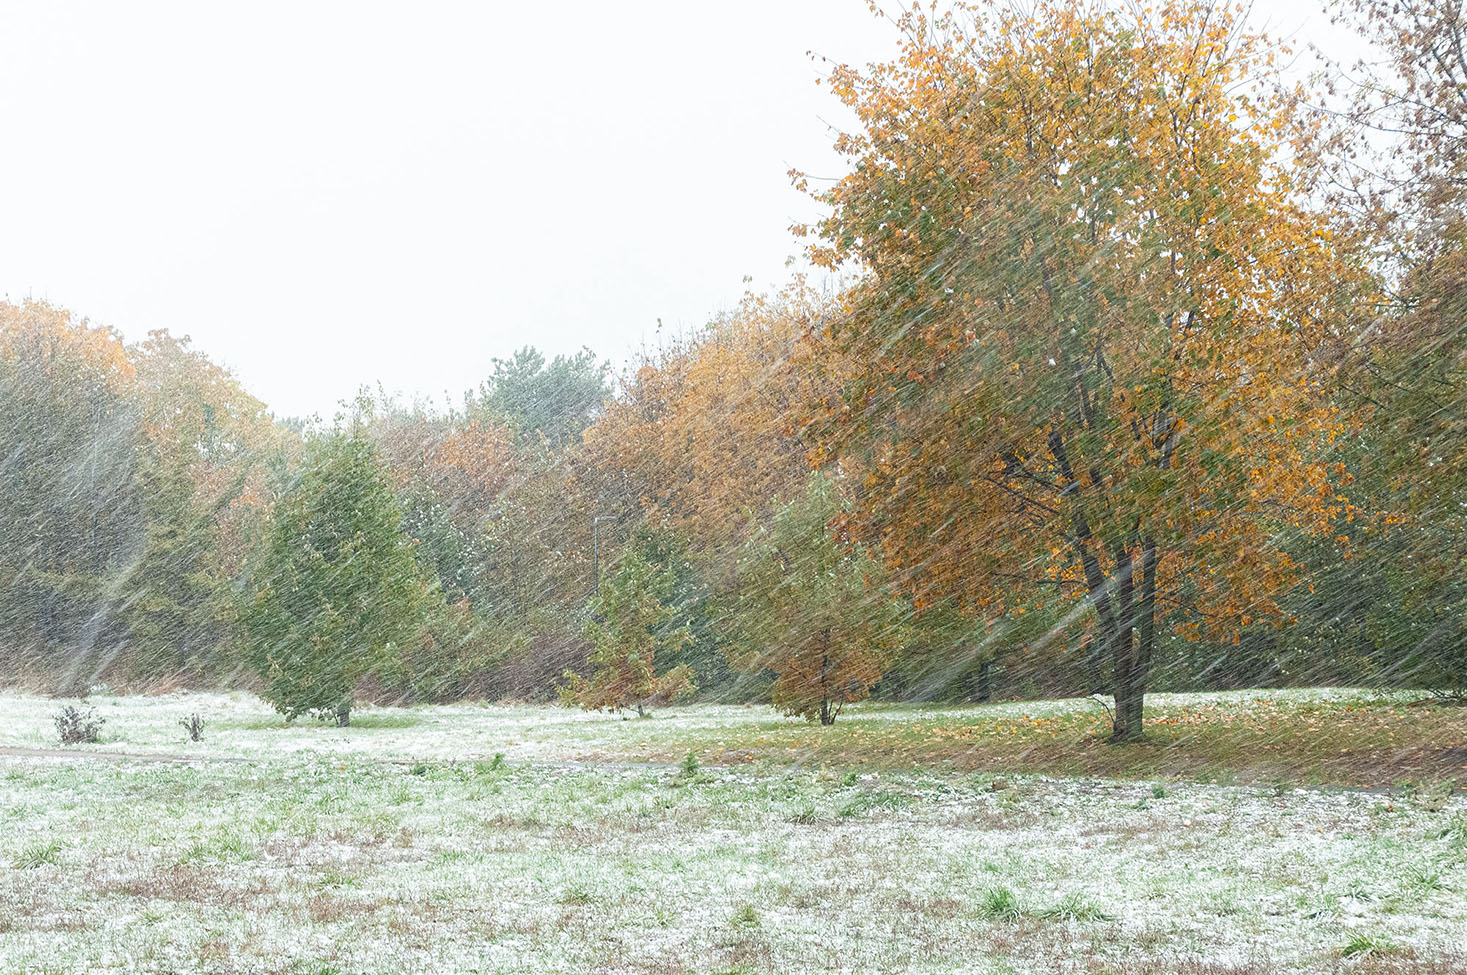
[53,704,103,745]
[179,713,205,742]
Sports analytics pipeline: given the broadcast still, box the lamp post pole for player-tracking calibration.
[592,515,616,595]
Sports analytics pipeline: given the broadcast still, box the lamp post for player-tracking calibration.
[591,515,616,595]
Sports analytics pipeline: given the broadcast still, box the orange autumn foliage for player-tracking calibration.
[586,287,834,557]
[0,300,134,391]
[795,1,1372,738]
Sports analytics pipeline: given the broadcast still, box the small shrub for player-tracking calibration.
[179,713,205,742]
[561,547,696,716]
[1151,784,1167,799]
[841,771,860,787]
[488,753,507,771]
[680,752,701,777]
[53,705,103,745]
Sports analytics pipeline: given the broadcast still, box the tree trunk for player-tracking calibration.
[1112,538,1156,743]
[976,659,992,702]
[335,703,351,727]
[1083,634,1104,695]
[1135,536,1156,703]
[1049,430,1152,743]
[1109,543,1136,742]
[1113,682,1142,740]
[819,626,835,725]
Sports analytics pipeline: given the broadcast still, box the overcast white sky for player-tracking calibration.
[0,1,1357,419]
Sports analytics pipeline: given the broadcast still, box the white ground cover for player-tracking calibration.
[0,692,1463,974]
[0,687,1395,766]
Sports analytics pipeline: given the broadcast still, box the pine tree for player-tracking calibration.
[242,431,430,725]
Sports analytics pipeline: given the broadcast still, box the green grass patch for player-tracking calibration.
[605,691,1467,789]
[10,839,63,869]
[1340,932,1401,957]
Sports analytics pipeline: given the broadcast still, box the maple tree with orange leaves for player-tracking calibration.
[795,1,1370,739]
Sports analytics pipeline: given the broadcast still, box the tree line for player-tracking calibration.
[2,0,1464,736]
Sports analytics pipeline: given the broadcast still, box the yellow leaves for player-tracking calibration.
[0,300,135,391]
[431,419,516,504]
[588,287,832,551]
[785,0,1368,641]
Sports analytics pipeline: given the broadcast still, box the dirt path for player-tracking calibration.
[0,745,235,764]
[0,745,680,772]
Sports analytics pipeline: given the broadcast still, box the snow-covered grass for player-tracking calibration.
[3,687,1461,788]
[2,691,1465,973]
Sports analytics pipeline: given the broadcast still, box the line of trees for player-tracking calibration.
[2,0,1464,736]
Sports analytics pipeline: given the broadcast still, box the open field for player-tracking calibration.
[4,688,1464,789]
[2,690,1466,973]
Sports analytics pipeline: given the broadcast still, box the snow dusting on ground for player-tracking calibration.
[1,692,1463,973]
